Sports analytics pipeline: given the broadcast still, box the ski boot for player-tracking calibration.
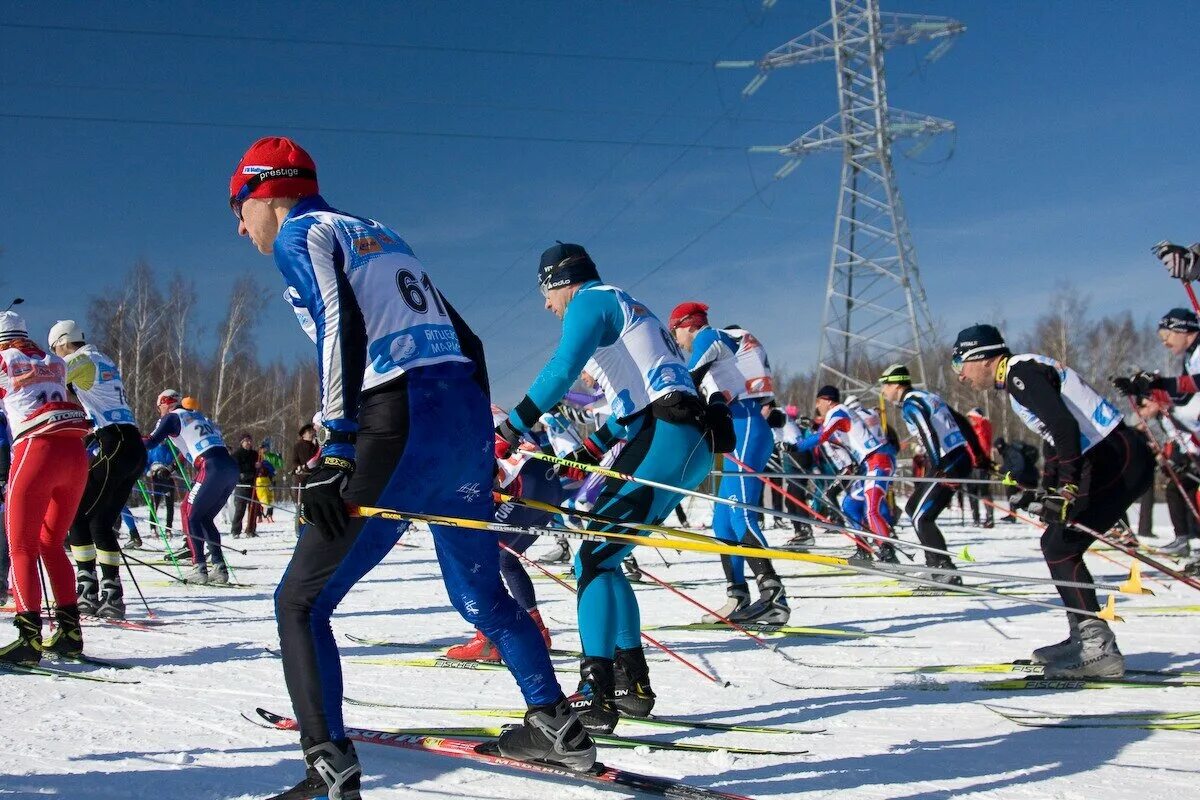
[877,542,899,564]
[538,537,572,564]
[128,532,143,549]
[701,582,750,623]
[97,578,125,620]
[1184,557,1200,577]
[446,629,503,663]
[492,696,597,771]
[729,574,790,625]
[270,738,362,800]
[848,544,874,564]
[614,646,656,717]
[75,565,100,615]
[44,605,84,658]
[209,562,230,586]
[785,523,816,549]
[567,656,620,734]
[1159,536,1192,557]
[927,556,963,586]
[621,554,642,582]
[0,612,42,665]
[187,563,209,585]
[528,608,552,649]
[1031,616,1080,664]
[1044,618,1124,679]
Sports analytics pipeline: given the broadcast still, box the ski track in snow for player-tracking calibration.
[1,497,1198,799]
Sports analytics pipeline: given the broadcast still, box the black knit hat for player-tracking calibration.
[537,242,600,293]
[1159,307,1200,333]
[952,323,1010,363]
[816,384,841,401]
[879,363,911,384]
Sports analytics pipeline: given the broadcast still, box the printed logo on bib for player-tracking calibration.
[368,325,463,374]
[648,364,686,392]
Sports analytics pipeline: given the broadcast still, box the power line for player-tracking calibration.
[0,112,748,151]
[0,22,711,67]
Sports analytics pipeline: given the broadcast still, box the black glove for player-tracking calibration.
[1153,240,1200,281]
[766,408,787,429]
[1034,483,1080,526]
[1131,370,1165,395]
[494,419,522,459]
[1008,488,1037,511]
[798,416,814,431]
[1110,375,1138,397]
[301,453,355,540]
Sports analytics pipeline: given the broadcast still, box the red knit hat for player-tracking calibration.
[229,137,319,209]
[668,301,709,331]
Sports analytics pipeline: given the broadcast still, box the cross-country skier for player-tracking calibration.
[146,442,177,535]
[879,363,970,583]
[0,409,9,607]
[230,433,260,538]
[0,311,91,663]
[143,390,237,585]
[954,323,1152,678]
[230,137,594,800]
[495,243,713,734]
[668,302,788,624]
[964,408,996,527]
[796,386,898,562]
[48,320,148,619]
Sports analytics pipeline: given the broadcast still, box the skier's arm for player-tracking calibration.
[142,413,182,450]
[685,328,723,387]
[1006,360,1082,489]
[509,289,617,433]
[901,396,943,470]
[274,219,366,448]
[795,412,851,453]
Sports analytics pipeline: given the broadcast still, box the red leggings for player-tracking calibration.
[5,434,87,614]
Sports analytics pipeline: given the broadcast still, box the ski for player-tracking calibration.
[254,708,754,799]
[347,655,575,675]
[0,660,140,684]
[44,652,136,671]
[80,614,173,633]
[1124,605,1200,616]
[977,676,1200,690]
[645,622,876,639]
[771,677,950,692]
[984,705,1200,730]
[906,659,1200,679]
[789,587,1045,599]
[985,705,1200,722]
[345,633,592,661]
[342,698,823,735]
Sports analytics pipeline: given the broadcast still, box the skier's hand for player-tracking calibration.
[1110,375,1138,397]
[494,419,522,459]
[1131,370,1164,396]
[1035,483,1080,525]
[1153,240,1200,281]
[302,452,354,540]
[766,408,787,429]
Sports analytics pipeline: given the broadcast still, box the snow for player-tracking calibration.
[2,496,1197,799]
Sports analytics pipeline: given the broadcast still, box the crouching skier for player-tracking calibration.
[228,138,594,800]
[495,243,715,733]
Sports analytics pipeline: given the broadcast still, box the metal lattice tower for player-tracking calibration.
[720,0,964,392]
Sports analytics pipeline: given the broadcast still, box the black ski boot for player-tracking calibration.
[567,656,620,734]
[44,605,84,658]
[877,542,899,564]
[97,578,125,620]
[0,612,42,665]
[848,542,874,563]
[493,696,597,770]
[621,554,642,582]
[729,574,790,625]
[75,565,99,615]
[928,555,963,586]
[701,582,750,623]
[269,738,362,800]
[614,646,656,717]
[785,523,816,549]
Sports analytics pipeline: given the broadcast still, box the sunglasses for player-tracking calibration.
[229,167,317,221]
[951,353,965,374]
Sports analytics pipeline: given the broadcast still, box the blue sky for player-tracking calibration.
[2,1,1196,405]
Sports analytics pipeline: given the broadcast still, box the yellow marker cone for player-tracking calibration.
[1097,594,1124,623]
[1118,561,1153,596]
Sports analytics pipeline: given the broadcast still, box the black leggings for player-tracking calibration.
[68,425,147,578]
[1040,425,1154,619]
[1163,469,1200,540]
[904,452,971,564]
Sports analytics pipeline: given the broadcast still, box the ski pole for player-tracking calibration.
[137,479,184,580]
[497,542,726,685]
[500,493,1145,595]
[1183,279,1200,317]
[1128,405,1200,528]
[121,551,197,584]
[120,549,155,618]
[709,472,1011,484]
[353,505,1123,621]
[37,561,53,625]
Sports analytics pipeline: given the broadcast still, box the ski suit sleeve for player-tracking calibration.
[1006,360,1082,490]
[686,328,724,388]
[143,413,182,450]
[901,394,944,470]
[795,412,851,453]
[274,218,366,443]
[509,289,620,433]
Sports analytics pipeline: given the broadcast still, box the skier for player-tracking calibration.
[668,302,788,624]
[0,311,91,663]
[1116,308,1200,556]
[143,390,238,585]
[446,406,559,662]
[48,320,148,619]
[768,405,816,548]
[230,433,260,538]
[964,408,996,527]
[879,363,970,583]
[495,242,714,734]
[229,137,594,799]
[0,410,10,607]
[1131,396,1199,556]
[796,386,898,562]
[953,323,1152,678]
[146,442,177,535]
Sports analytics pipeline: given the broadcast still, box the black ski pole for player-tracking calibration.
[120,549,155,618]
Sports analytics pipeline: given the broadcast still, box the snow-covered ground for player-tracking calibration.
[2,496,1198,799]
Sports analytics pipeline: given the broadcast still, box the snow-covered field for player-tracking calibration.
[2,496,1198,799]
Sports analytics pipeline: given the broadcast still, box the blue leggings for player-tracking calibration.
[711,401,774,584]
[275,370,560,744]
[184,449,237,566]
[574,414,712,657]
